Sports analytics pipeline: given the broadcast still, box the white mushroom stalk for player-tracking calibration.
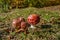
[30,25,36,28]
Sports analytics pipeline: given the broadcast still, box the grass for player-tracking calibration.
[0,7,60,40]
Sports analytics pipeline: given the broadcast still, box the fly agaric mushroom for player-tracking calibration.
[12,17,25,29]
[27,14,40,28]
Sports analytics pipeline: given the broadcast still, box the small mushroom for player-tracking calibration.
[21,22,27,29]
[12,17,25,29]
[12,17,28,33]
[20,22,27,31]
[27,14,40,28]
[15,21,28,33]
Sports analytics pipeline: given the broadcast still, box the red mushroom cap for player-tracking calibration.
[12,17,25,29]
[21,22,27,29]
[27,14,40,25]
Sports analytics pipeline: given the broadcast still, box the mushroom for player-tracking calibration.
[12,17,25,29]
[20,22,28,32]
[15,21,28,33]
[12,17,28,33]
[27,14,40,28]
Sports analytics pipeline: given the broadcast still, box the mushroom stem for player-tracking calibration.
[30,25,36,28]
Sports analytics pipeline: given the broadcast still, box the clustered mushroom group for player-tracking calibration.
[12,14,40,33]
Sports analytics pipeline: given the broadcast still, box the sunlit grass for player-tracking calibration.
[0,7,60,40]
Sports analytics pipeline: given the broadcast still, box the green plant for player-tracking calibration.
[0,0,10,12]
